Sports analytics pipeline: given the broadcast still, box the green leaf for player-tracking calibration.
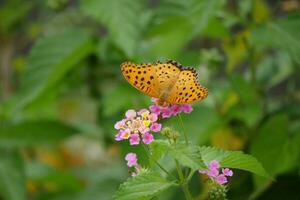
[169,144,205,171]
[157,0,225,36]
[142,16,192,59]
[0,151,25,200]
[256,51,294,89]
[200,146,269,177]
[228,75,263,127]
[113,172,176,200]
[16,29,93,110]
[0,120,77,147]
[251,13,300,64]
[250,114,300,187]
[149,140,170,163]
[0,0,32,34]
[189,0,225,36]
[80,0,143,57]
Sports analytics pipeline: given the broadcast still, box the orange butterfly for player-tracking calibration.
[121,60,208,105]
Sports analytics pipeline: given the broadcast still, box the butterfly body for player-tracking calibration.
[121,60,208,105]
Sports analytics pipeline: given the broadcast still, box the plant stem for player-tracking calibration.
[141,143,175,179]
[175,160,193,200]
[178,114,188,145]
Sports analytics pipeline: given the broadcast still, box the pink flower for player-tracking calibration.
[148,113,158,122]
[222,168,233,177]
[171,104,181,116]
[120,129,131,139]
[125,153,138,167]
[181,104,193,113]
[125,109,136,119]
[138,108,149,115]
[199,160,233,185]
[207,168,219,177]
[115,131,123,141]
[162,107,173,118]
[129,134,140,145]
[142,133,154,144]
[138,126,150,134]
[209,160,220,170]
[114,119,125,130]
[150,122,162,132]
[149,105,161,115]
[215,174,228,185]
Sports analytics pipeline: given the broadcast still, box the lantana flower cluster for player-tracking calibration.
[114,98,194,145]
[199,160,233,185]
[114,109,161,145]
[149,98,193,118]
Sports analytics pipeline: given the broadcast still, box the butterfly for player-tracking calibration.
[121,60,208,105]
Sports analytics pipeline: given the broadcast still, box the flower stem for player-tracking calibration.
[175,159,193,200]
[177,114,188,145]
[141,143,175,179]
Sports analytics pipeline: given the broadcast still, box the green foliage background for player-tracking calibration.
[0,0,299,199]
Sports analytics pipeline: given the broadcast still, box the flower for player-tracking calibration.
[129,134,140,145]
[209,160,220,170]
[149,98,193,119]
[149,105,161,115]
[222,168,233,177]
[114,108,159,145]
[162,107,173,118]
[207,168,219,178]
[125,153,138,167]
[215,174,228,185]
[150,123,162,132]
[115,98,193,145]
[181,104,193,113]
[148,113,158,122]
[199,160,233,185]
[142,133,154,144]
[170,104,182,116]
[115,131,123,141]
[125,109,136,119]
[114,119,126,129]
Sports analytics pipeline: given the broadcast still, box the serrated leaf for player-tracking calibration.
[149,140,170,164]
[113,172,176,200]
[0,120,77,147]
[169,144,205,171]
[16,29,93,109]
[200,146,269,177]
[0,151,25,200]
[80,0,142,57]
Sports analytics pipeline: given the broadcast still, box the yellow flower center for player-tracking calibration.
[141,111,150,118]
[143,120,151,127]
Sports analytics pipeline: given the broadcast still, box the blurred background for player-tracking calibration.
[0,0,300,199]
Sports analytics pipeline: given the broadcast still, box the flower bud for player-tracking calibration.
[161,127,180,140]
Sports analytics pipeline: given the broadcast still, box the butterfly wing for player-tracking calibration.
[121,62,160,98]
[153,61,181,100]
[166,68,208,104]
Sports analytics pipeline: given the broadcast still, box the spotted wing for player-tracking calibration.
[121,62,159,98]
[153,60,181,100]
[166,68,208,104]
